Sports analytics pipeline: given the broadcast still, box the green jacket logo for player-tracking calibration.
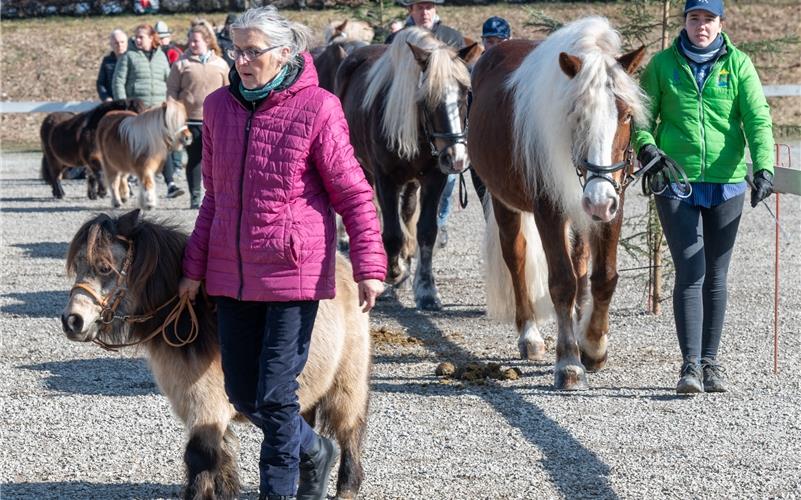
[718,69,730,88]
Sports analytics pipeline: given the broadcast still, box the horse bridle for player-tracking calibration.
[68,235,198,351]
[422,108,468,158]
[576,148,634,195]
[70,235,135,331]
[165,124,190,150]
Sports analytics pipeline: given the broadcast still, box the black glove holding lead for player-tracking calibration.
[637,144,682,175]
[750,169,774,208]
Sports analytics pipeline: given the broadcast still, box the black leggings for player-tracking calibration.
[185,123,203,198]
[655,193,744,362]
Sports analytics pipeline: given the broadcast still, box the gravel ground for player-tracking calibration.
[1,151,800,499]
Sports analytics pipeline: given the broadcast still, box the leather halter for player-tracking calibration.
[68,235,199,351]
[576,148,634,195]
[70,235,135,331]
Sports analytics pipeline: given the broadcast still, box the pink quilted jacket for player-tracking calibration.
[182,52,386,301]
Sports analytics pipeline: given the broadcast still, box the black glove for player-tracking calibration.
[637,144,682,174]
[750,169,774,208]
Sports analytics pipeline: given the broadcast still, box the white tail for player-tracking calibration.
[482,200,554,325]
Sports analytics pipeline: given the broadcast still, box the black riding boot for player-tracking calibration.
[297,434,339,500]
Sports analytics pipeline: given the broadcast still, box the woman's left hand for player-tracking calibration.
[357,279,385,313]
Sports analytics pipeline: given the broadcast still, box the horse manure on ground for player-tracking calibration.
[435,361,522,382]
[371,326,425,346]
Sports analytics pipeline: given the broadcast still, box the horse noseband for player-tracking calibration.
[577,148,633,195]
[428,130,468,158]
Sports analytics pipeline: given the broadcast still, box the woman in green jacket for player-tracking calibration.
[112,23,184,198]
[633,0,774,394]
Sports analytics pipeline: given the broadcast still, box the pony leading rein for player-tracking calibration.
[69,235,199,351]
[578,148,692,198]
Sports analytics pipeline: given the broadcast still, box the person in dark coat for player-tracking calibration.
[385,0,465,48]
[96,29,129,101]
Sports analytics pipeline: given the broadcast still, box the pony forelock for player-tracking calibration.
[508,16,647,228]
[362,27,470,160]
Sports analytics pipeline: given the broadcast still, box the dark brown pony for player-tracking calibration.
[62,210,372,499]
[336,27,474,310]
[468,17,646,390]
[39,99,145,199]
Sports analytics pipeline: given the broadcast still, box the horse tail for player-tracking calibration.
[482,199,553,325]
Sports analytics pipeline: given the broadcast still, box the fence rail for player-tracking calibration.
[1,85,800,114]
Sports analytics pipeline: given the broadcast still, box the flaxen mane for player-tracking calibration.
[118,101,187,162]
[362,27,470,160]
[508,17,647,222]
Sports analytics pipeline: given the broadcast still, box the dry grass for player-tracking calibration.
[2,2,799,150]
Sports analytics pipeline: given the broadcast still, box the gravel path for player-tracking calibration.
[2,151,800,499]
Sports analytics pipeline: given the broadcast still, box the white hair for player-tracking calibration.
[231,6,312,70]
[508,16,647,229]
[109,28,127,41]
[362,27,470,160]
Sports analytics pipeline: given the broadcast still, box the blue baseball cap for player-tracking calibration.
[482,16,511,40]
[684,0,724,18]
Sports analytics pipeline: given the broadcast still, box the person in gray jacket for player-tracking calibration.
[112,23,184,198]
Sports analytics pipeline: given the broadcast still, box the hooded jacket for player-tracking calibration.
[182,52,386,301]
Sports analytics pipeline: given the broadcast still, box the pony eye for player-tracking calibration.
[98,264,113,275]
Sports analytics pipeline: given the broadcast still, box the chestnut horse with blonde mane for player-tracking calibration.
[61,209,371,499]
[95,100,192,210]
[469,17,647,390]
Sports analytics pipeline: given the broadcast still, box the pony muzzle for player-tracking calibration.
[581,176,619,222]
[437,143,469,175]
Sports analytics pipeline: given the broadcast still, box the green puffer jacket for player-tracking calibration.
[111,46,170,108]
[633,33,774,182]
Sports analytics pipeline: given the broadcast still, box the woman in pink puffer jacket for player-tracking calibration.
[178,7,386,500]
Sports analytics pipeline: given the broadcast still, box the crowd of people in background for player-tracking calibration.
[93,10,510,213]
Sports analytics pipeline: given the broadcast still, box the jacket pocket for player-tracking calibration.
[288,229,300,266]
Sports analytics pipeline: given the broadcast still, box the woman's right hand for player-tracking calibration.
[178,276,202,302]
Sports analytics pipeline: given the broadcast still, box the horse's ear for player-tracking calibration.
[336,44,348,60]
[617,45,646,74]
[457,42,480,64]
[336,20,348,33]
[559,52,582,79]
[407,42,431,69]
[117,209,142,237]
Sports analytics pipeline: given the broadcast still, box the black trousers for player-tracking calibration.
[185,123,203,198]
[655,193,744,362]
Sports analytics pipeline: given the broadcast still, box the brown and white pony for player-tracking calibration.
[337,27,473,310]
[468,17,646,390]
[323,19,374,45]
[95,100,192,210]
[39,99,146,199]
[61,209,371,499]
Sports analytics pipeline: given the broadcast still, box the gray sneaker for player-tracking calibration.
[676,359,704,394]
[701,357,727,393]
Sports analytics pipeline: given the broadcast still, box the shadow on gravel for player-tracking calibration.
[0,481,182,499]
[373,295,620,499]
[1,290,66,317]
[20,358,159,397]
[12,241,69,259]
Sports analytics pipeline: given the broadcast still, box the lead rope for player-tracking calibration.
[458,171,468,209]
[92,293,199,352]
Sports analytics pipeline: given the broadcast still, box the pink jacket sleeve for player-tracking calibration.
[182,118,216,280]
[312,99,387,283]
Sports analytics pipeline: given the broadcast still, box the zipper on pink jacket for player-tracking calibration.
[237,104,255,300]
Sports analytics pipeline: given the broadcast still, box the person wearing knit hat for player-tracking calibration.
[633,0,774,395]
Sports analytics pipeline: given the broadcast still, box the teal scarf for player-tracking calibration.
[239,65,288,102]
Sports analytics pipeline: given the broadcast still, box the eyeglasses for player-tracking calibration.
[226,45,280,62]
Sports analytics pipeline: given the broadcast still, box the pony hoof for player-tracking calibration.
[519,339,546,362]
[580,351,608,373]
[98,188,108,198]
[87,190,97,200]
[554,364,588,391]
[112,201,121,209]
[416,295,442,311]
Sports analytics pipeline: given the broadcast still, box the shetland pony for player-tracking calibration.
[61,209,371,499]
[39,98,146,199]
[95,100,192,210]
[468,17,647,390]
[314,39,369,93]
[336,27,473,310]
